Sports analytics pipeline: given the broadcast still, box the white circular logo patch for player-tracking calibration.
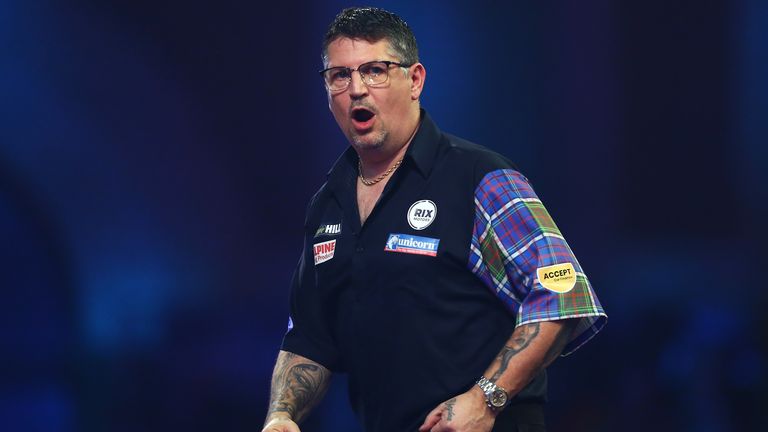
[407,200,437,230]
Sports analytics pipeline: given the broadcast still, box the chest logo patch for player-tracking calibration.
[313,239,336,265]
[407,200,437,230]
[536,263,577,293]
[315,222,342,237]
[384,233,439,257]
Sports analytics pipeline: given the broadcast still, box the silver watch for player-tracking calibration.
[476,376,509,411]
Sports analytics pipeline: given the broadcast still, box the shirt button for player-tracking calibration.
[355,246,364,253]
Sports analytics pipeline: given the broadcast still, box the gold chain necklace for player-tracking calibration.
[358,157,403,186]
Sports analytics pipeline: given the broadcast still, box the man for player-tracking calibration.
[262,7,606,432]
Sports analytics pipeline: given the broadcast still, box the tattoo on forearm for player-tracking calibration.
[490,322,540,381]
[443,397,457,421]
[542,322,575,367]
[267,352,330,423]
[489,320,578,386]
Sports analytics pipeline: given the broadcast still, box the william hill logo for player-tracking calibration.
[315,223,342,237]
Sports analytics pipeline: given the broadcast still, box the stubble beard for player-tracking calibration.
[350,128,388,153]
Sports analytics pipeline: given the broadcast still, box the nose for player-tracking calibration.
[348,70,368,98]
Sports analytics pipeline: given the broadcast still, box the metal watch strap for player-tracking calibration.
[476,376,496,395]
[475,376,508,410]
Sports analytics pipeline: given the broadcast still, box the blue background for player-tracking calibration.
[1,1,766,431]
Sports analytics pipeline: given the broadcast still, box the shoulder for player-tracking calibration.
[300,182,332,226]
[438,132,525,187]
[308,182,330,209]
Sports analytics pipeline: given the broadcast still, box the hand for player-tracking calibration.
[261,418,300,432]
[418,387,496,432]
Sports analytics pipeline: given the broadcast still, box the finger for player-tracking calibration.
[418,407,442,431]
[262,421,301,432]
[430,418,451,432]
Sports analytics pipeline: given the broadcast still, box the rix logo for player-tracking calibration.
[413,209,434,218]
[407,200,437,230]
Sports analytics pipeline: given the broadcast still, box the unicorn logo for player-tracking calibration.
[386,235,400,250]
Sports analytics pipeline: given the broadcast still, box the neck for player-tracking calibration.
[358,121,420,179]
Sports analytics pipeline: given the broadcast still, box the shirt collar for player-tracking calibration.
[325,108,442,192]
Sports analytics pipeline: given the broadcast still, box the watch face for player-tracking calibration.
[490,389,508,408]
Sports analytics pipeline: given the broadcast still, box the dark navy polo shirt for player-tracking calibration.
[281,109,606,432]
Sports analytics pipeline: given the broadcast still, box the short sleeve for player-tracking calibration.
[468,168,607,355]
[280,199,342,371]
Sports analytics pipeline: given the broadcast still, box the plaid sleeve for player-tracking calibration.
[468,169,606,355]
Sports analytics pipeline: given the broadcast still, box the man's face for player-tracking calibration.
[324,37,420,153]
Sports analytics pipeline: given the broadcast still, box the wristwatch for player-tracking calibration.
[476,376,509,411]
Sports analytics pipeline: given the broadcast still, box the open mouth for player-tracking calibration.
[351,107,375,123]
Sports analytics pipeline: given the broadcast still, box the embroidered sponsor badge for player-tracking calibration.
[384,233,439,257]
[407,200,437,230]
[313,239,336,265]
[536,263,577,293]
[315,222,342,237]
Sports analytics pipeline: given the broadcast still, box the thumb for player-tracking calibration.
[418,406,442,432]
[264,426,299,432]
[261,419,301,432]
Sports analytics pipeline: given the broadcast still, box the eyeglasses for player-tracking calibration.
[319,60,411,92]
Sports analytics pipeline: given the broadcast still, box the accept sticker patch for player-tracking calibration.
[536,263,576,293]
[313,239,336,265]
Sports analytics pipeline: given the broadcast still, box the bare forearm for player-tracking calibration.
[484,319,577,397]
[418,320,579,432]
[265,350,331,425]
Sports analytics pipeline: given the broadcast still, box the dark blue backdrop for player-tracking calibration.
[1,1,766,431]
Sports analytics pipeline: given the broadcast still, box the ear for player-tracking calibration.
[409,63,426,100]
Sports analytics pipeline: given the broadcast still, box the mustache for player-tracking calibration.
[349,101,377,116]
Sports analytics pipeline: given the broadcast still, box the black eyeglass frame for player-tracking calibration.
[319,60,413,91]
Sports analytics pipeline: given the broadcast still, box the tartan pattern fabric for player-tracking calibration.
[469,169,606,355]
